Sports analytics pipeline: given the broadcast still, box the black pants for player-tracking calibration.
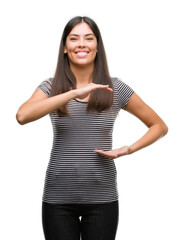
[42,200,119,240]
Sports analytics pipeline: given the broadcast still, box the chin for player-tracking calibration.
[72,60,94,67]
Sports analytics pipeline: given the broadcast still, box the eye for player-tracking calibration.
[70,38,78,41]
[86,38,94,41]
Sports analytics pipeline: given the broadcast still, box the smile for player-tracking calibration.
[75,51,89,57]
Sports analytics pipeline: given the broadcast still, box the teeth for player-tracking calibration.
[76,52,88,56]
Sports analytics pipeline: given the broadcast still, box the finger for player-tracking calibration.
[94,149,112,157]
[94,149,104,153]
[95,85,113,92]
[94,149,105,155]
[102,86,113,92]
[106,87,113,92]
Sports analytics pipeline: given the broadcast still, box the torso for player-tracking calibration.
[37,77,134,204]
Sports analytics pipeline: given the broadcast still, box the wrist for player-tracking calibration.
[118,146,132,156]
[128,146,134,155]
[70,89,78,99]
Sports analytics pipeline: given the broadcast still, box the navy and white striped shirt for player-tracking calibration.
[37,78,134,204]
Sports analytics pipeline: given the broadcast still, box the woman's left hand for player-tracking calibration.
[94,146,130,160]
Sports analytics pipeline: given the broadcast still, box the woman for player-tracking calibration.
[16,16,168,240]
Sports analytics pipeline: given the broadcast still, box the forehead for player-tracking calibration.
[69,22,94,36]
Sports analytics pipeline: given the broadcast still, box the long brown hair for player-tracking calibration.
[50,16,113,116]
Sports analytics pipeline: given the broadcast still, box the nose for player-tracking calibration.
[78,37,86,47]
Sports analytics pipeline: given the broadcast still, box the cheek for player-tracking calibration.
[67,45,75,52]
[66,47,76,59]
[65,41,77,52]
[67,51,75,61]
[90,43,98,53]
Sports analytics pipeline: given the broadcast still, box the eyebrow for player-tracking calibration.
[69,33,94,37]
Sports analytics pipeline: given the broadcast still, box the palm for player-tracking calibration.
[76,83,113,99]
[94,146,129,159]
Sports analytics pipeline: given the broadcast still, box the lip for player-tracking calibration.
[75,51,89,58]
[75,51,89,53]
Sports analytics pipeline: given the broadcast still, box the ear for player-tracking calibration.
[64,48,67,54]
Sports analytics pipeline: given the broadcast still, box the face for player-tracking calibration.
[64,22,98,68]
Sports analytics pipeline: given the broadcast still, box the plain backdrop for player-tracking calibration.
[1,0,184,239]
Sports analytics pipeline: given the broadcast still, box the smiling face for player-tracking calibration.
[64,22,98,68]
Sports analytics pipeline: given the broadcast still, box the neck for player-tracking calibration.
[70,63,94,87]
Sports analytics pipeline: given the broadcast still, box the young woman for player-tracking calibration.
[16,16,168,240]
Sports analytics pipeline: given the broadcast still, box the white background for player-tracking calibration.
[1,0,184,239]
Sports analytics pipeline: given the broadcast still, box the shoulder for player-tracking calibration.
[37,77,53,97]
[111,77,127,87]
[110,77,134,109]
[111,77,133,91]
[42,77,53,86]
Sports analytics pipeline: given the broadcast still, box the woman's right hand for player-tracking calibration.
[74,83,113,100]
[16,83,113,125]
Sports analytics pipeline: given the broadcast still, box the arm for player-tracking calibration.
[16,83,113,125]
[124,92,168,154]
[16,89,76,125]
[94,92,168,158]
